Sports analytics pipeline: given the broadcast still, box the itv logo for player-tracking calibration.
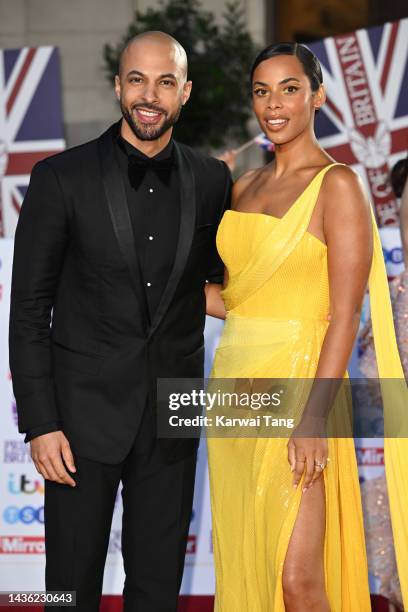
[7,473,44,495]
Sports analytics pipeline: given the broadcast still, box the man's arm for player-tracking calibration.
[9,159,77,486]
[24,421,62,443]
[9,159,69,435]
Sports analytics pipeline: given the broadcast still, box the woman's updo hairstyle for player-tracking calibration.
[250,42,323,94]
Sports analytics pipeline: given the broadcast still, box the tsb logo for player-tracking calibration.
[7,473,44,495]
[382,246,403,265]
[3,506,44,524]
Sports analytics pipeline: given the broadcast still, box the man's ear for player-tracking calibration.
[182,80,193,106]
[114,75,121,101]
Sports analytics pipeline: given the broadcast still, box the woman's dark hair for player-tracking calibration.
[391,156,408,198]
[250,42,323,92]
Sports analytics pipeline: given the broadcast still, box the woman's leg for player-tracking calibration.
[282,477,330,611]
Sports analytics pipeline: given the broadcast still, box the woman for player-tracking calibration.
[205,43,408,611]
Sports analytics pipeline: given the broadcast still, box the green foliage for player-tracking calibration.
[103,0,259,150]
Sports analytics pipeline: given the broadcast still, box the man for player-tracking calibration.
[9,31,231,611]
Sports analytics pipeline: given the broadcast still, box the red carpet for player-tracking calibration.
[0,594,398,610]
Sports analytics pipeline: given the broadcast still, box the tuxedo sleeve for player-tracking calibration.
[9,159,70,434]
[24,421,62,443]
[206,161,232,284]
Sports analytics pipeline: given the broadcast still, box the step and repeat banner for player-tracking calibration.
[0,18,407,598]
[309,17,407,500]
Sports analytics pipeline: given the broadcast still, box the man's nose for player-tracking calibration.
[141,83,159,104]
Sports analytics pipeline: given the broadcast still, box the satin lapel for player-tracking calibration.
[98,126,149,333]
[148,143,196,339]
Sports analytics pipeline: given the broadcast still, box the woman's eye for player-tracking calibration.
[284,86,299,94]
[254,88,267,96]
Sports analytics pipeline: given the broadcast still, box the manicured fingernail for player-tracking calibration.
[302,487,308,493]
[293,484,298,489]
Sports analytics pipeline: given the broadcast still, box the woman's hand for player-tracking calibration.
[205,282,227,319]
[287,430,328,493]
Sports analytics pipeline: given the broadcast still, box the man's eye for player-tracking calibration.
[130,77,142,84]
[161,80,175,86]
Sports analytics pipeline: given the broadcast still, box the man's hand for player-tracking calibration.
[30,431,76,487]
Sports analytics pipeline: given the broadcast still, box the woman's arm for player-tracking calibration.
[205,269,229,319]
[289,165,373,491]
[316,164,373,377]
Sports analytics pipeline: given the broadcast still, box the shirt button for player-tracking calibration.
[146,282,152,287]
[148,235,154,241]
[149,188,154,193]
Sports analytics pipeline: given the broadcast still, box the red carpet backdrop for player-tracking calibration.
[0,46,65,237]
[0,17,407,609]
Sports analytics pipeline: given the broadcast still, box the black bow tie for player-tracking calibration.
[128,154,175,190]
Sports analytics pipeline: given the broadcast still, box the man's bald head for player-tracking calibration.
[118,31,188,81]
[114,30,192,144]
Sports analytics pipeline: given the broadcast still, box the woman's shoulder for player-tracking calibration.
[321,163,368,202]
[323,163,364,191]
[321,163,371,221]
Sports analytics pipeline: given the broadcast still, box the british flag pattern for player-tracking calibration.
[310,18,408,228]
[0,46,65,237]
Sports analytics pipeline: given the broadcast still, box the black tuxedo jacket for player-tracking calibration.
[9,123,231,464]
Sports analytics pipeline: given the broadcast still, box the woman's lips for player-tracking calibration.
[265,118,289,132]
[134,108,164,124]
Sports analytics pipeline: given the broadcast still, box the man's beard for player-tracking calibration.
[120,101,182,141]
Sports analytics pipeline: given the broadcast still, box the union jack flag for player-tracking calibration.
[310,18,408,227]
[0,46,65,237]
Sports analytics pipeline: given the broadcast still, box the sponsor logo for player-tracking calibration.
[383,246,403,265]
[0,535,44,554]
[3,505,44,525]
[7,473,44,495]
[356,447,384,466]
[3,441,32,464]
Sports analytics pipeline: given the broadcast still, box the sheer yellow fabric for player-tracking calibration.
[369,208,408,607]
[207,163,408,611]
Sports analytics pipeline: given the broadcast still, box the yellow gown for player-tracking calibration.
[207,163,408,611]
